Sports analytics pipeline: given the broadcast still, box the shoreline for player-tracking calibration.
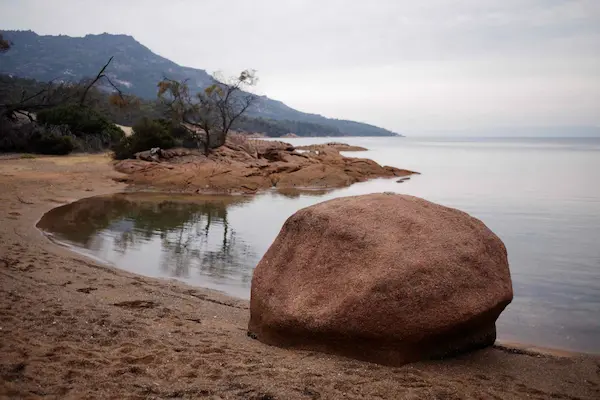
[1,154,599,399]
[113,139,416,194]
[32,213,600,359]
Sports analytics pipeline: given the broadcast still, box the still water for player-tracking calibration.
[38,137,600,353]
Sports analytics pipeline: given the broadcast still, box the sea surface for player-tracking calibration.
[38,136,600,354]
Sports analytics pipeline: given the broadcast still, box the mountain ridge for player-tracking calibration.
[0,30,401,137]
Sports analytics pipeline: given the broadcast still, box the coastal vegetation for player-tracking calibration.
[0,43,340,158]
[0,36,409,195]
[112,118,188,160]
[0,68,379,157]
[0,31,395,151]
[0,74,365,138]
[0,57,127,154]
[0,30,401,137]
[157,70,259,155]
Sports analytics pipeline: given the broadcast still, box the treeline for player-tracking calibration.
[0,74,163,126]
[232,116,342,137]
[0,74,348,137]
[0,103,126,155]
[0,74,130,154]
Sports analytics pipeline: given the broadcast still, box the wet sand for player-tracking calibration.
[1,154,599,399]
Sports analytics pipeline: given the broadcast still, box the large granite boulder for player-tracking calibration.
[248,193,513,365]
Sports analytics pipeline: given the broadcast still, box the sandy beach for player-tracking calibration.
[1,154,599,399]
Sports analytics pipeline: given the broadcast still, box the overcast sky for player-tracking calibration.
[1,0,599,134]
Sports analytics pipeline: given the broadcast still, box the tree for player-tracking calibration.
[157,70,258,154]
[0,34,10,52]
[78,56,136,108]
[0,48,132,155]
[0,55,131,122]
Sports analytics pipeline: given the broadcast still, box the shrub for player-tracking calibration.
[32,132,75,155]
[132,118,177,150]
[112,118,177,160]
[111,137,133,160]
[0,119,76,155]
[156,119,198,149]
[130,118,177,153]
[37,104,124,151]
[0,118,32,152]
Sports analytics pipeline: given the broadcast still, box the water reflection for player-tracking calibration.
[37,193,258,297]
[36,136,600,354]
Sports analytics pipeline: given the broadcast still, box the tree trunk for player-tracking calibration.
[211,131,227,150]
[203,136,210,156]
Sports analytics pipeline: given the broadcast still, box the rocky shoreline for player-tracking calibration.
[1,154,599,399]
[113,139,415,193]
[295,142,369,152]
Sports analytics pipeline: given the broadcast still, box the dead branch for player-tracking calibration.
[13,109,35,122]
[79,56,124,106]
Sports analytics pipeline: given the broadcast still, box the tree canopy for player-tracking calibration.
[158,70,258,154]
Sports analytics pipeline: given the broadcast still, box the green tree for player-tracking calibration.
[157,70,258,154]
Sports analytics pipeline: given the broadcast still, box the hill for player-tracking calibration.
[0,30,400,137]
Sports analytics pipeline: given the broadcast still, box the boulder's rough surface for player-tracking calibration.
[248,193,513,365]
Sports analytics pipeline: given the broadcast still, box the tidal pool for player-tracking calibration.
[37,193,260,298]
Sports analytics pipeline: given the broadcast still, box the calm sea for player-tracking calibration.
[39,136,600,353]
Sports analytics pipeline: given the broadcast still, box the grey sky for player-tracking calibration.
[1,0,599,134]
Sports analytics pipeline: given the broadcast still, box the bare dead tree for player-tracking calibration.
[0,79,77,121]
[78,56,127,107]
[157,70,258,154]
